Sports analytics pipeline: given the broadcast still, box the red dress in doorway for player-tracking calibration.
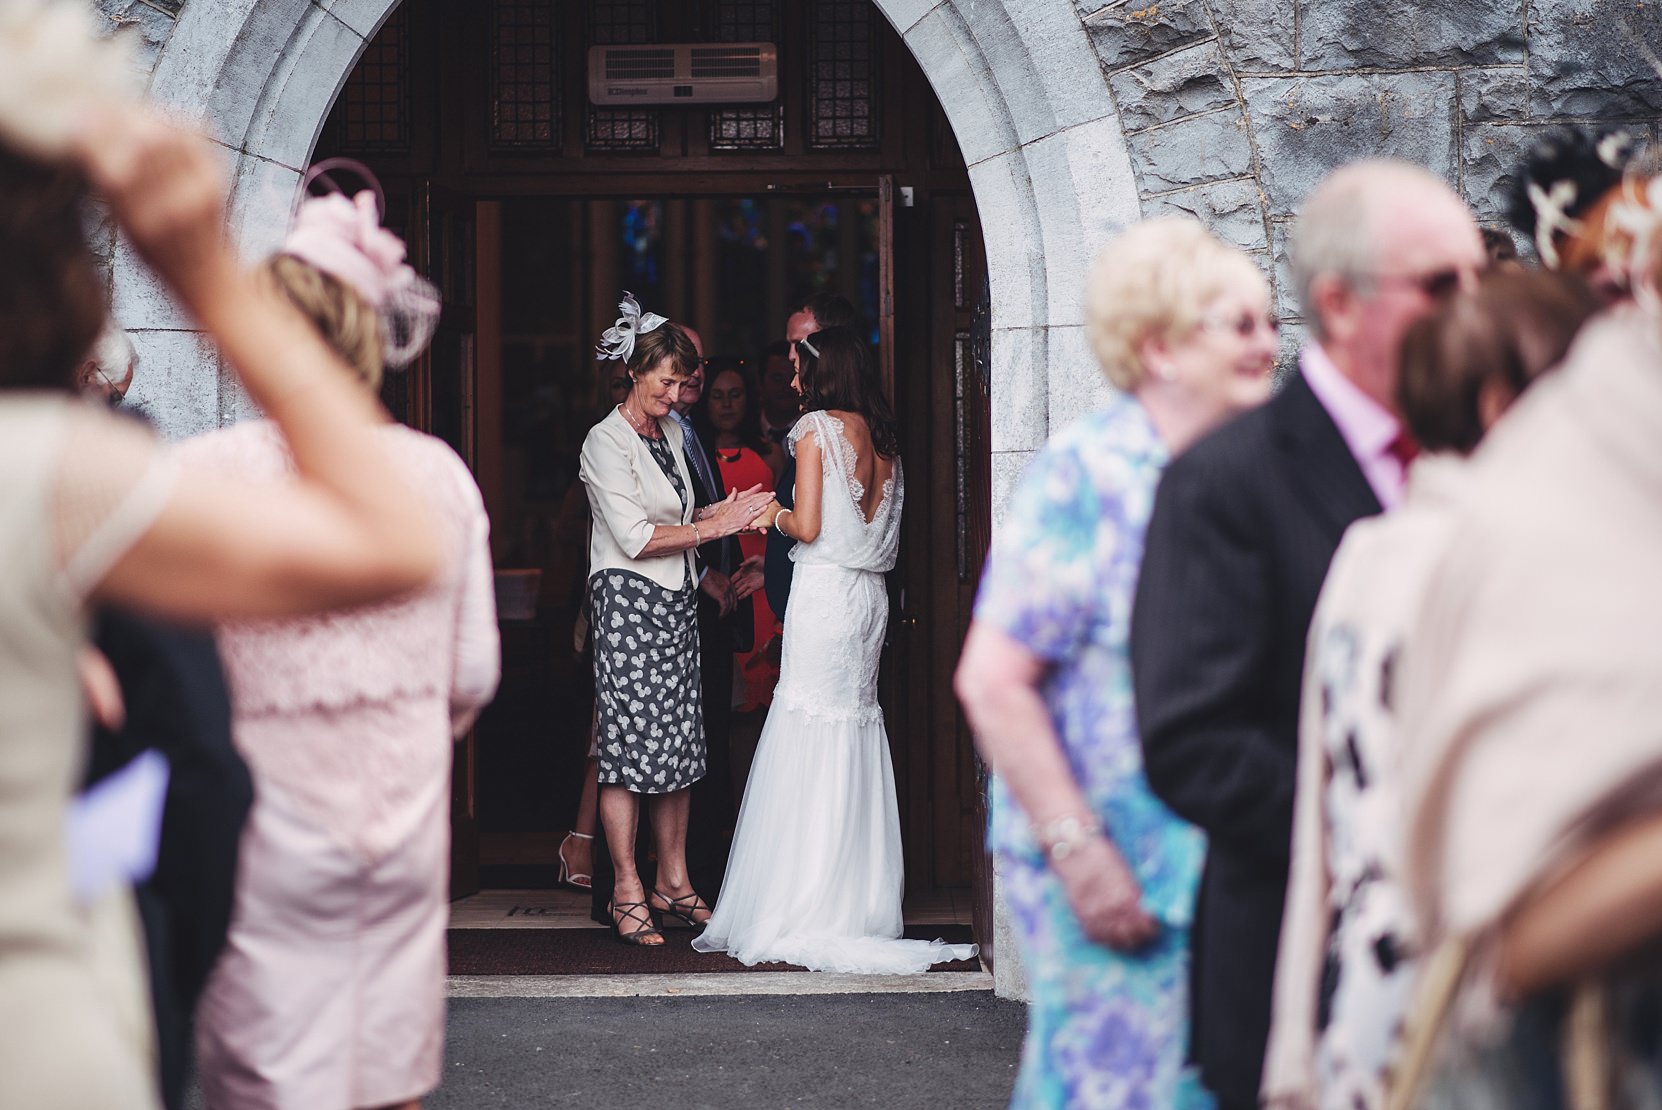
[716,444,782,711]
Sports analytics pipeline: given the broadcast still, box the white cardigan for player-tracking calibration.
[579,406,697,591]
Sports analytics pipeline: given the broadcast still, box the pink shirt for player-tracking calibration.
[1299,343,1408,509]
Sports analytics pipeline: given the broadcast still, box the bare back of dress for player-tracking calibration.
[774,411,904,723]
[787,410,903,575]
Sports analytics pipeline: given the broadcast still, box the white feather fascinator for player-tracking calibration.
[0,0,141,161]
[1606,168,1662,313]
[595,291,667,363]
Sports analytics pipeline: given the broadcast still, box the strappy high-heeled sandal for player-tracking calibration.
[651,889,712,929]
[608,900,663,946]
[557,830,594,890]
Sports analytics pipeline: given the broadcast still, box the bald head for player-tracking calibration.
[1294,161,1473,327]
[1293,159,1484,409]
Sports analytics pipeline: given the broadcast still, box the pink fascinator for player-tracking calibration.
[282,184,441,368]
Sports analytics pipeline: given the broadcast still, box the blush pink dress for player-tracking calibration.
[181,420,499,1110]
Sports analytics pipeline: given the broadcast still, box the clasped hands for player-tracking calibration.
[694,486,773,617]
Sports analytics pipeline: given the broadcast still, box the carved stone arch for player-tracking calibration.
[118,1,1142,482]
[114,0,1147,998]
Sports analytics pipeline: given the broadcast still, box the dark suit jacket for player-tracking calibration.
[84,610,251,1110]
[1130,371,1381,1103]
[680,419,742,888]
[763,456,796,619]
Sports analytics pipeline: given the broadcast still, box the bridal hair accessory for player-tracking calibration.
[596,292,667,363]
[798,336,820,359]
[1605,168,1662,314]
[1505,128,1637,270]
[283,161,441,368]
[0,0,141,161]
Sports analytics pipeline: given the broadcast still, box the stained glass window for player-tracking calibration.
[621,200,665,308]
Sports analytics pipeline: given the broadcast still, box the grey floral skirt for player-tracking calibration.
[589,569,706,794]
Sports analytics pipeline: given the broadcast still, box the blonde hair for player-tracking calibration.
[261,253,385,391]
[1085,215,1268,390]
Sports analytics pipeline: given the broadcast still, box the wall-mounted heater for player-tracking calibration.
[587,43,779,105]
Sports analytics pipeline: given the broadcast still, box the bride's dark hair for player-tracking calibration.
[794,327,899,459]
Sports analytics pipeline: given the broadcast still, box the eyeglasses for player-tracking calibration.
[1370,266,1471,301]
[1199,312,1280,338]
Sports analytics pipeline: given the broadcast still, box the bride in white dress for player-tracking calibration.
[692,327,978,974]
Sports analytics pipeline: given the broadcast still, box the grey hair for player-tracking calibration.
[1291,159,1452,339]
[87,320,135,378]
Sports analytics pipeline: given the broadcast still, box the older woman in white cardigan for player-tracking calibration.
[580,300,769,946]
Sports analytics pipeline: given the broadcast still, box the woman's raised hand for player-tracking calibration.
[72,105,234,315]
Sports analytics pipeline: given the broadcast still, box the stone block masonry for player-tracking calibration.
[1084,0,1662,332]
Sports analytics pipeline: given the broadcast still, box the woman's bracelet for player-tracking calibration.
[773,508,793,538]
[690,521,703,546]
[1034,814,1104,863]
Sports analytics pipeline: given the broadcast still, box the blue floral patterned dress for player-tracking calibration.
[974,398,1211,1110]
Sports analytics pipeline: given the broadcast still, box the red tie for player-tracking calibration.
[1387,430,1420,469]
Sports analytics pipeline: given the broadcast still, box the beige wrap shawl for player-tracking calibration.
[1397,306,1662,949]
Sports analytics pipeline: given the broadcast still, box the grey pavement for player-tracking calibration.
[184,991,1025,1108]
[428,993,1025,1109]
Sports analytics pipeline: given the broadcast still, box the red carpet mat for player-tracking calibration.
[448,925,980,976]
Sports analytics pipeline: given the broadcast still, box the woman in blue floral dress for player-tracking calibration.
[956,217,1279,1109]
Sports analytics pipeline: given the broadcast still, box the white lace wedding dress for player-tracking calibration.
[693,411,978,973]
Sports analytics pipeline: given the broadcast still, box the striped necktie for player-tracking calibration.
[672,411,719,502]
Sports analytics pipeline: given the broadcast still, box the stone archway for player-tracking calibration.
[100,0,1662,1006]
[117,1,1140,491]
[112,0,1143,1001]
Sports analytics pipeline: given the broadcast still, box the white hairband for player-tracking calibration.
[798,336,820,359]
[596,292,667,363]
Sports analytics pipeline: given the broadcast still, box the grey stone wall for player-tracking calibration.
[1084,0,1662,352]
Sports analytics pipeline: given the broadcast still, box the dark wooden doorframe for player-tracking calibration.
[414,182,487,901]
[884,186,991,947]
[414,180,991,917]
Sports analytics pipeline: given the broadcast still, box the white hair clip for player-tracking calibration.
[1528,179,1585,271]
[798,336,820,359]
[1598,131,1636,171]
[595,291,667,362]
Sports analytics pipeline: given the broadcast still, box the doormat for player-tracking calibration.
[448,924,979,976]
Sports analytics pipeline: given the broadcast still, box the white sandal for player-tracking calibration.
[557,830,594,890]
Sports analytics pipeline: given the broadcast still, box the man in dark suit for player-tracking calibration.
[85,612,251,1110]
[75,329,254,1110]
[677,327,748,888]
[764,292,860,620]
[1130,160,1484,1109]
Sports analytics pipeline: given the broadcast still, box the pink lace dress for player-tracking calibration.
[180,421,499,1110]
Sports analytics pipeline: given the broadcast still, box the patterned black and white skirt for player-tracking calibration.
[589,569,706,794]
